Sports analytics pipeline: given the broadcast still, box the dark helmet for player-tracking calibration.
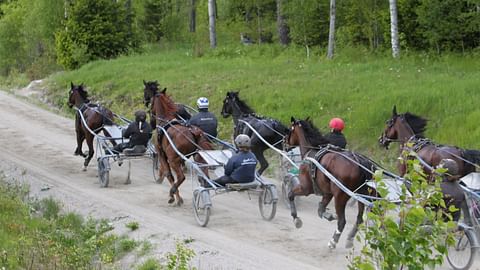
[135,110,147,122]
[439,159,459,180]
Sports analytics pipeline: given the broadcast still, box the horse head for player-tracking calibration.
[143,80,159,107]
[379,106,400,149]
[221,91,238,118]
[286,116,302,148]
[68,82,89,108]
[379,106,427,149]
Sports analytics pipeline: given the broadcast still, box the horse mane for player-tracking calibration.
[403,112,427,137]
[298,119,330,147]
[230,93,255,114]
[157,92,178,119]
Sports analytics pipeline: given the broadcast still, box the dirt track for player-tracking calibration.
[0,89,475,269]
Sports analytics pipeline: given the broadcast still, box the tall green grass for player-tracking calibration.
[46,44,480,167]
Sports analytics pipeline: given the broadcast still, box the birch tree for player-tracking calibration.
[208,0,216,48]
[326,0,335,59]
[389,0,400,58]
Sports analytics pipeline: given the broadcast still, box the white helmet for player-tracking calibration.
[235,134,251,148]
[197,97,209,109]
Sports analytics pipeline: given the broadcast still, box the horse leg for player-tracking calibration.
[318,193,336,221]
[156,145,170,183]
[328,193,348,249]
[83,133,95,171]
[169,158,185,206]
[345,201,365,248]
[74,116,86,157]
[252,148,268,175]
[288,184,311,229]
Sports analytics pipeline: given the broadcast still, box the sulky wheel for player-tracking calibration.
[259,186,277,221]
[447,228,477,270]
[193,189,211,227]
[98,158,110,188]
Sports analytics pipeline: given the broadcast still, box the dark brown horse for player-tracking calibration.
[379,106,480,177]
[67,82,115,170]
[286,117,376,249]
[151,88,212,205]
[221,91,289,175]
[143,80,191,128]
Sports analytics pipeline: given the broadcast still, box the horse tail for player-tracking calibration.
[464,149,480,165]
[463,149,480,173]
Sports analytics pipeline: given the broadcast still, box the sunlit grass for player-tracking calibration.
[47,44,480,169]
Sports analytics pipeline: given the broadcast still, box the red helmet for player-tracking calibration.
[329,118,345,131]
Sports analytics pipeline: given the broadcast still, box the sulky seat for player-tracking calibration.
[123,145,147,156]
[225,180,260,191]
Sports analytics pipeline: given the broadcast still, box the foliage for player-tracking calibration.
[55,0,139,69]
[165,240,196,270]
[0,173,137,269]
[348,149,455,269]
[126,220,140,231]
[0,1,27,76]
[285,0,329,48]
[416,0,480,53]
[0,0,63,77]
[137,258,162,270]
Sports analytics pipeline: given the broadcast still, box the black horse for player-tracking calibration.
[221,91,289,175]
[143,80,191,127]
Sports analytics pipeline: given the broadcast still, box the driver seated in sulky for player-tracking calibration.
[213,134,258,186]
[113,110,152,154]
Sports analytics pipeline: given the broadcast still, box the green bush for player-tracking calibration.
[55,0,138,70]
[349,149,455,269]
[126,221,140,231]
[137,258,161,270]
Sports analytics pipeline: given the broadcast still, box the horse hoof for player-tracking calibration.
[328,239,337,249]
[323,212,337,221]
[155,178,164,184]
[294,217,303,229]
[168,198,175,204]
[176,199,184,206]
[345,239,354,249]
[124,179,131,185]
[82,166,87,171]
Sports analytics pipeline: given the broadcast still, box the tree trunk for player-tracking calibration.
[389,0,400,58]
[257,4,262,44]
[327,0,336,59]
[208,0,217,48]
[276,0,289,45]
[190,0,196,32]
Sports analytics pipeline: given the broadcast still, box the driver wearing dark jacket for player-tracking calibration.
[113,110,152,153]
[214,134,257,186]
[325,117,347,148]
[188,97,218,138]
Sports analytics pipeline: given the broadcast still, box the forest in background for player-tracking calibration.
[0,0,479,79]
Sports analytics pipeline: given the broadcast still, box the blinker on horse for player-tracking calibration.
[68,82,114,170]
[221,91,288,175]
[379,105,480,177]
[150,88,212,205]
[286,117,376,249]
